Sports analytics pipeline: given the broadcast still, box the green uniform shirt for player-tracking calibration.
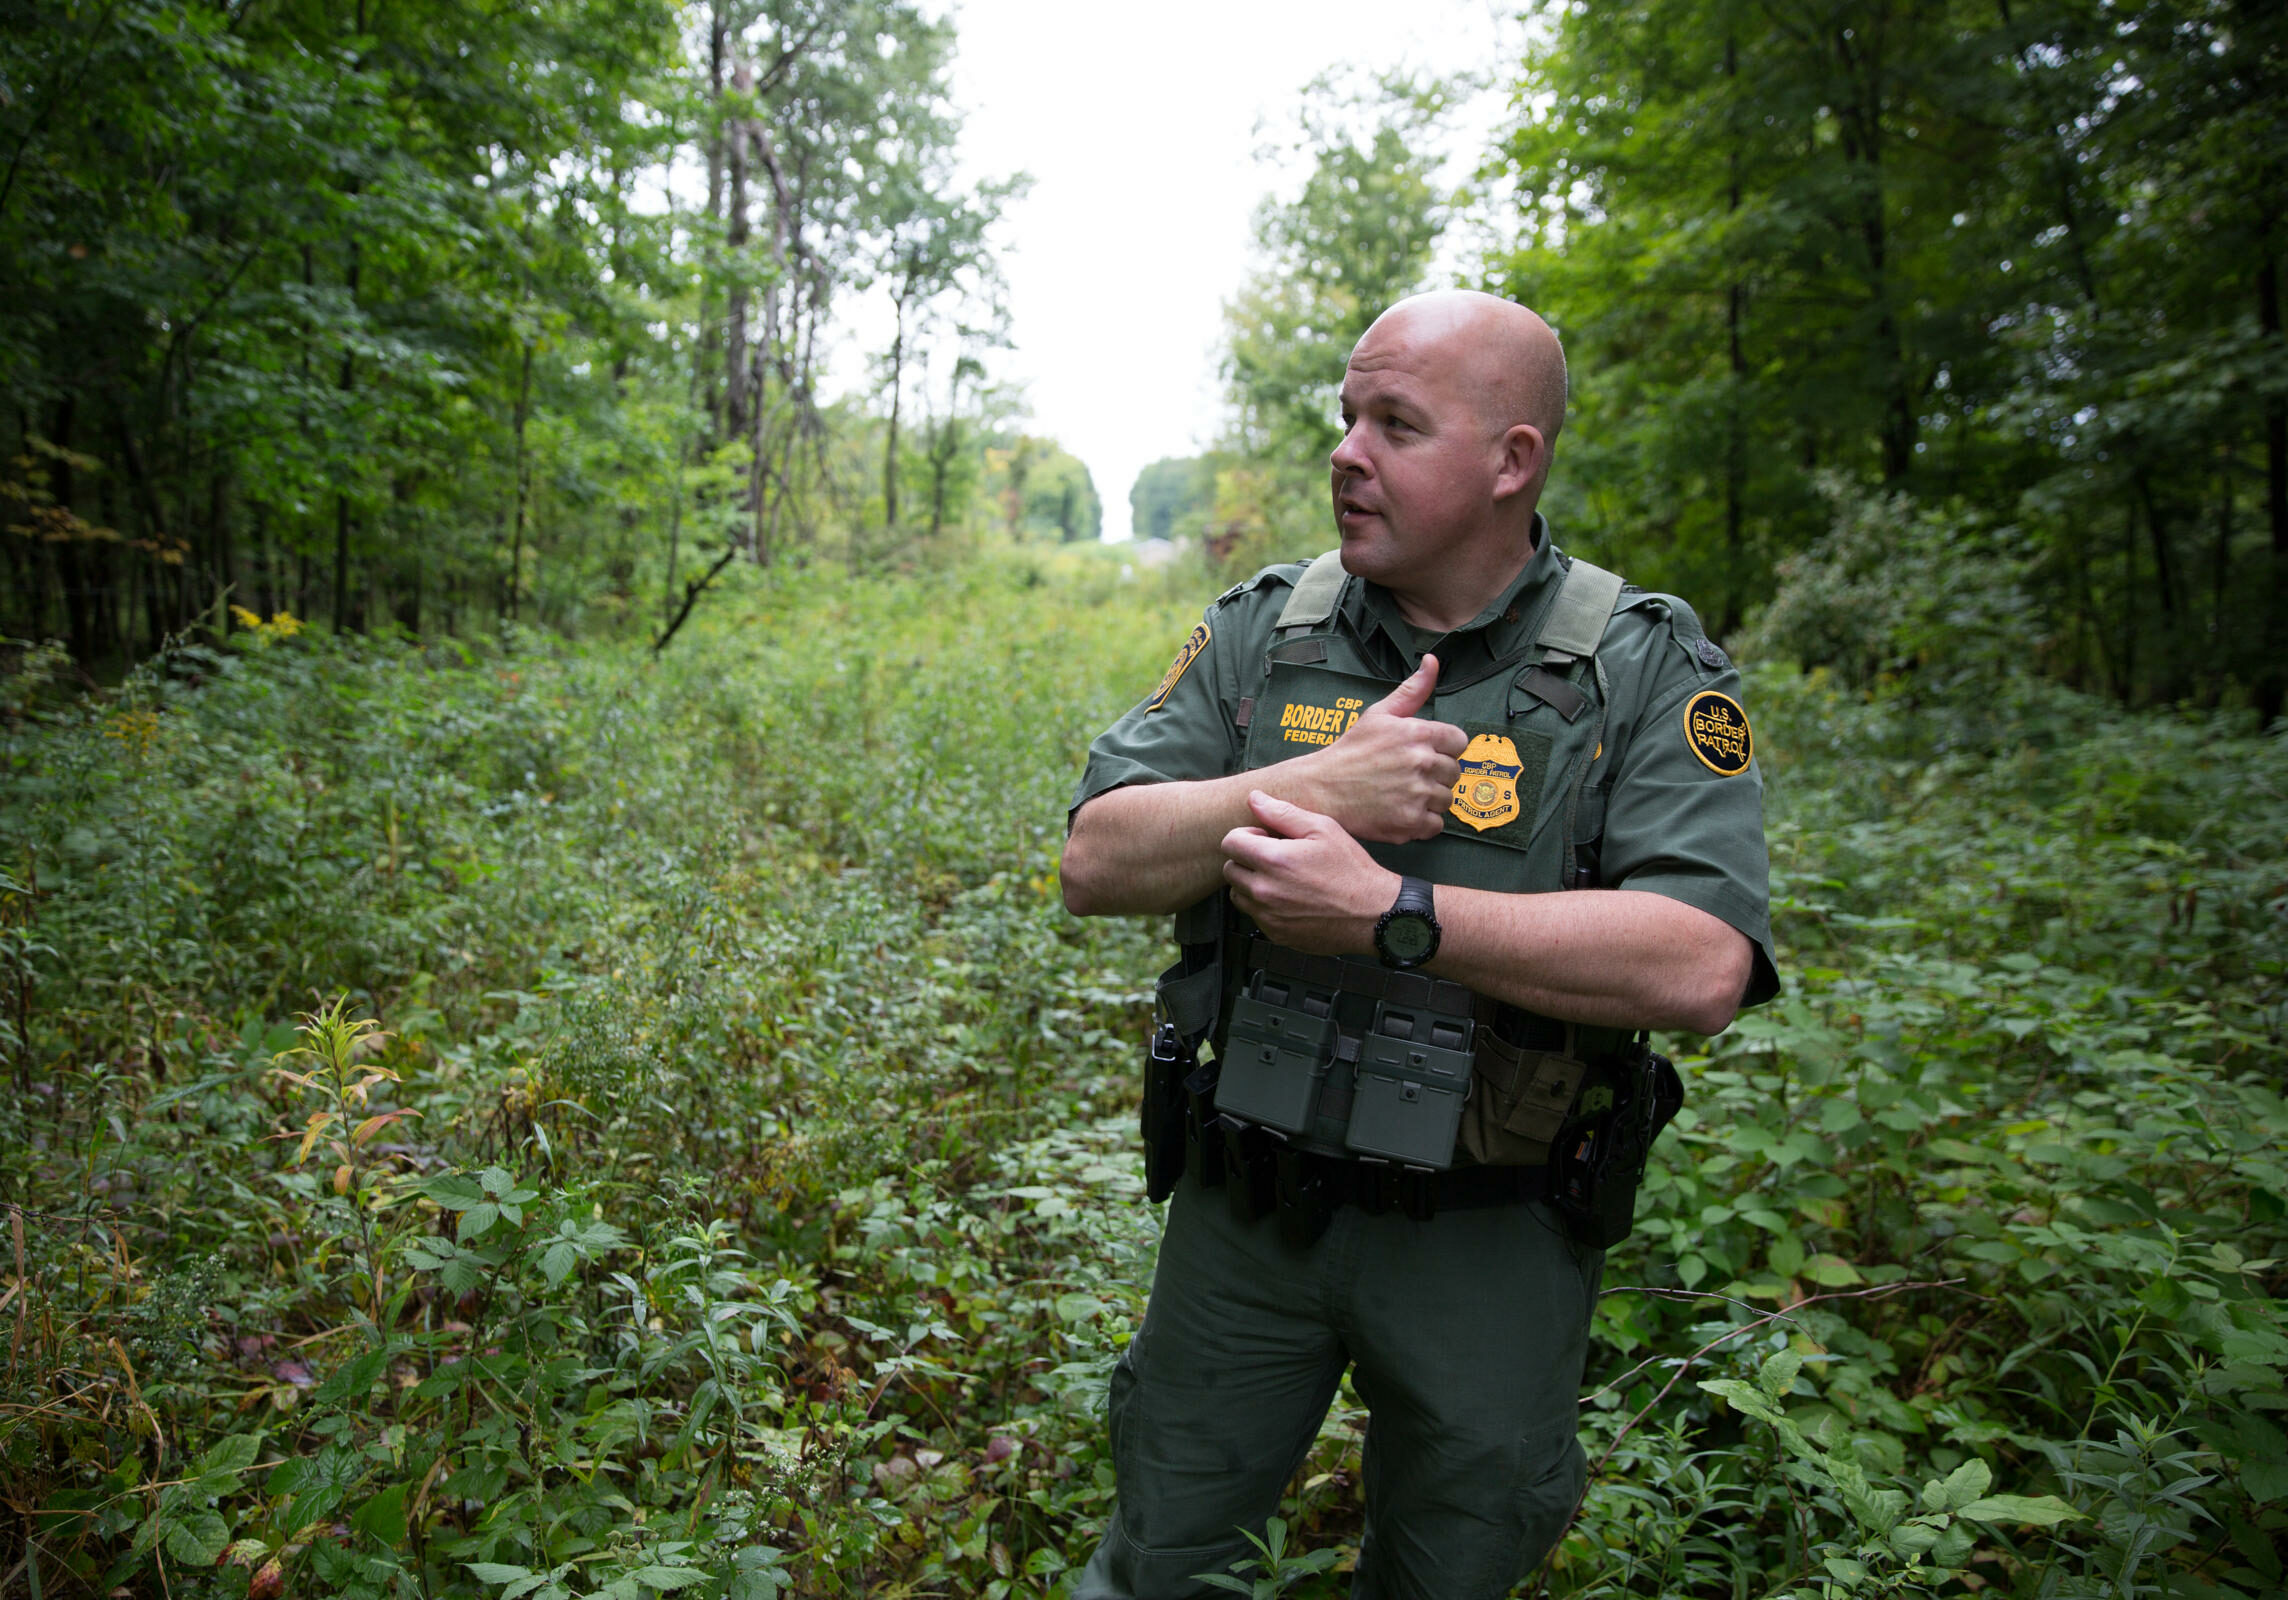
[1074,524,1781,1007]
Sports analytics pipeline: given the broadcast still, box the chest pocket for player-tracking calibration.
[1247,660,1564,858]
[1243,661,1390,769]
[1437,719,1553,854]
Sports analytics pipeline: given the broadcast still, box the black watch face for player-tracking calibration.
[1380,912,1437,965]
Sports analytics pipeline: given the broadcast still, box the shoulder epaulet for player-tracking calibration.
[1275,549,1349,632]
[1609,588,1733,672]
[1211,561,1305,610]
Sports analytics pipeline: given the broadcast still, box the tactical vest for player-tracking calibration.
[1156,548,1640,1172]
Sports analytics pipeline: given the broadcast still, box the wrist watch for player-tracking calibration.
[1373,875,1441,970]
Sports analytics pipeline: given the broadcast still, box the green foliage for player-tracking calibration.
[1211,72,1456,577]
[1489,0,2288,710]
[1128,456,1226,546]
[0,0,1026,667]
[982,435,1103,545]
[1194,1517,1340,1597]
[2,551,2283,1596]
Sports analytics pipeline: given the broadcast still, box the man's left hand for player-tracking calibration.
[1220,790,1399,955]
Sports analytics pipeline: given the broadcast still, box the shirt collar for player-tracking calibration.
[1343,513,1569,677]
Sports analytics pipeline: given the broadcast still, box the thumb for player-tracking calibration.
[1247,788,1332,839]
[1370,654,1441,720]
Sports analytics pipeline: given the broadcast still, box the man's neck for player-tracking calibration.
[1384,523,1540,634]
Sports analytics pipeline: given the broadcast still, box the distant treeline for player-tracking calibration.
[0,0,1097,670]
[1189,5,2285,717]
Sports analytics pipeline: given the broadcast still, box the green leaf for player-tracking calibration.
[1958,1494,2082,1526]
[1758,1348,1804,1400]
[350,1481,408,1547]
[465,1565,534,1586]
[164,1509,229,1568]
[1700,1377,1788,1427]
[420,1173,486,1210]
[1889,1520,1941,1556]
[628,1567,711,1591]
[1923,1456,1992,1512]
[194,1432,263,1478]
[2242,1457,2288,1504]
[460,1202,501,1241]
[1801,1253,1864,1287]
[539,1240,577,1285]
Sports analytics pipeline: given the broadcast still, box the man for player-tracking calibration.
[1060,291,1778,1599]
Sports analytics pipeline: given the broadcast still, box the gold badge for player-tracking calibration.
[1450,732,1525,831]
[1683,690,1753,775]
[1145,623,1209,712]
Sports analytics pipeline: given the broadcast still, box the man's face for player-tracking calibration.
[1328,316,1503,590]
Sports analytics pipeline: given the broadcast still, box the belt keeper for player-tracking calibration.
[1399,1166,1436,1223]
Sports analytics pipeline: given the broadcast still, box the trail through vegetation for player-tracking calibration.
[2,551,2284,1599]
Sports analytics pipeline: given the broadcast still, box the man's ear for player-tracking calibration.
[1491,423,1547,503]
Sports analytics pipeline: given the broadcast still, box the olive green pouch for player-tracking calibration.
[1458,1033,1587,1167]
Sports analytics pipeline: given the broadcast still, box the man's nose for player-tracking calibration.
[1329,422,1366,475]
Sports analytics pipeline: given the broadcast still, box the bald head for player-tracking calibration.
[1358,290,1567,456]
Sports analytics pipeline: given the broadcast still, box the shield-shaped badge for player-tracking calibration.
[1449,732,1525,832]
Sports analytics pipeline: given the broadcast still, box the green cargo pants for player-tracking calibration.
[1072,1172,1602,1600]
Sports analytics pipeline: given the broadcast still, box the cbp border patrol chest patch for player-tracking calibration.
[1450,732,1526,831]
[1145,623,1209,713]
[1683,690,1753,775]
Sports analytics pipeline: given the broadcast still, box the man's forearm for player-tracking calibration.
[1063,658,1471,918]
[1062,774,1310,915]
[1215,792,1754,1034]
[1429,886,1753,1035]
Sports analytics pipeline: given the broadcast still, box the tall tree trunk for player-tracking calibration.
[507,337,535,623]
[2213,444,2233,642]
[662,438,684,628]
[1721,28,1746,637]
[209,469,232,633]
[1834,20,1914,482]
[700,0,727,439]
[883,289,906,536]
[2119,502,2137,702]
[256,501,276,616]
[724,60,753,455]
[2136,475,2178,700]
[748,116,798,567]
[48,397,96,665]
[334,232,360,632]
[2260,251,2286,725]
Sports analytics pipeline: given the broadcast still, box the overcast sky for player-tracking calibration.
[847,0,1524,541]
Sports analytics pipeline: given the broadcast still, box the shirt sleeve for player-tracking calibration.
[1068,594,1253,826]
[1596,609,1781,1007]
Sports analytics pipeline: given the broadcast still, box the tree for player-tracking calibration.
[0,0,1026,663]
[1213,72,1454,574]
[1130,455,1224,543]
[1488,0,2288,708]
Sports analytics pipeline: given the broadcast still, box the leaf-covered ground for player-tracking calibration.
[1,551,2283,1599]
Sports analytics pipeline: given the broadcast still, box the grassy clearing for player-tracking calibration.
[1,551,2284,1599]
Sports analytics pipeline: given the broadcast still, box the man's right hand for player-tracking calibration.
[1299,656,1468,843]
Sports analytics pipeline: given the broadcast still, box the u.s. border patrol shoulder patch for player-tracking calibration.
[1145,622,1210,713]
[1683,690,1753,775]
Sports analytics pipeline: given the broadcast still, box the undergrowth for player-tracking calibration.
[0,550,2282,1599]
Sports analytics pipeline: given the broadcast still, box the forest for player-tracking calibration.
[2,0,2285,1597]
